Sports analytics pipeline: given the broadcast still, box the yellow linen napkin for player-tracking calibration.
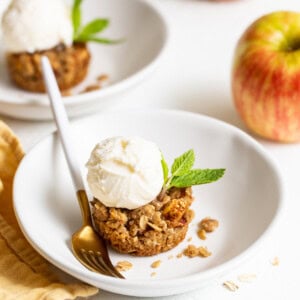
[0,121,98,300]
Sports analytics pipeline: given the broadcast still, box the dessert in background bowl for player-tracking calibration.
[86,136,225,256]
[1,0,117,92]
[0,0,169,120]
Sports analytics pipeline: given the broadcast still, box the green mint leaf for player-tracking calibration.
[78,18,109,37]
[170,168,225,188]
[72,0,83,37]
[71,0,122,45]
[74,35,123,44]
[171,149,195,177]
[161,156,169,184]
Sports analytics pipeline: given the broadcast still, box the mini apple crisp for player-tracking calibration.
[6,43,90,92]
[87,140,225,257]
[92,187,194,256]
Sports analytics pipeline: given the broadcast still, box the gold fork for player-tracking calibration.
[41,56,124,279]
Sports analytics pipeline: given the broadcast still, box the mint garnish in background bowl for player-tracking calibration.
[72,0,122,44]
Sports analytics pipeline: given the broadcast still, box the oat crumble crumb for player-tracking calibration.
[271,256,280,266]
[151,272,157,277]
[183,245,199,257]
[80,84,101,93]
[197,228,207,240]
[176,252,183,258]
[199,217,219,233]
[115,261,133,272]
[183,245,211,258]
[168,255,174,260]
[97,74,109,82]
[223,280,239,292]
[198,246,211,257]
[187,237,192,242]
[151,260,161,268]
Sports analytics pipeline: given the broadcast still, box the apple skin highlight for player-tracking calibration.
[232,11,300,143]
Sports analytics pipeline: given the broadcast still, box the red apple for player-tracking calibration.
[232,11,300,143]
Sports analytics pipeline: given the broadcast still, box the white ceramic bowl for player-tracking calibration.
[13,110,284,297]
[0,0,168,120]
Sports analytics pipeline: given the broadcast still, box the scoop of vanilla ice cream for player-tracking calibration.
[2,0,73,53]
[86,136,164,210]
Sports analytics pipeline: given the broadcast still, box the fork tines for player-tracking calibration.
[80,248,122,278]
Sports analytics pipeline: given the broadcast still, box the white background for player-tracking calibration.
[1,0,300,299]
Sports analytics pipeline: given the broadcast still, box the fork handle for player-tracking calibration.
[76,190,93,226]
[41,56,85,191]
[41,57,92,226]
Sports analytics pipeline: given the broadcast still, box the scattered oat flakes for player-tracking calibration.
[151,272,157,277]
[115,261,133,272]
[97,74,109,82]
[80,84,101,93]
[176,252,183,258]
[151,260,161,268]
[271,256,280,266]
[198,246,211,258]
[223,280,239,292]
[168,255,174,260]
[183,245,211,258]
[199,217,219,233]
[183,245,199,257]
[237,273,257,283]
[197,228,207,240]
[187,237,193,242]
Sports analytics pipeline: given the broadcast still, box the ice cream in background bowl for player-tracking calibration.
[2,0,72,53]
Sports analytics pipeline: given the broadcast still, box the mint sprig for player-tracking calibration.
[72,0,83,38]
[171,149,194,177]
[78,19,109,37]
[161,154,169,184]
[161,149,225,193]
[170,169,225,188]
[72,0,121,44]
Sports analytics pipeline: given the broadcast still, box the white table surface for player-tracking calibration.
[1,0,300,299]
